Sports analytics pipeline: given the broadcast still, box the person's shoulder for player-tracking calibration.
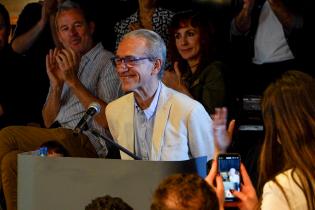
[264,169,302,193]
[203,60,226,72]
[201,60,226,79]
[114,11,138,29]
[107,93,132,109]
[99,44,114,58]
[23,2,42,10]
[156,7,175,16]
[263,169,307,210]
[19,2,42,17]
[162,84,206,111]
[88,43,114,60]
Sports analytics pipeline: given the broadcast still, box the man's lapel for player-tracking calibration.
[151,84,172,160]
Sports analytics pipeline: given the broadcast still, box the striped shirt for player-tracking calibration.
[51,43,122,156]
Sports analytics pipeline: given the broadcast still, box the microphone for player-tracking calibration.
[90,129,142,160]
[73,102,101,134]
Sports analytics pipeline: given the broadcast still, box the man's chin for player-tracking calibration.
[121,83,135,93]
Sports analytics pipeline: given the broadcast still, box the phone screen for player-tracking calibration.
[217,153,241,202]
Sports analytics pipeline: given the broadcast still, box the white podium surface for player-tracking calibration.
[18,154,207,210]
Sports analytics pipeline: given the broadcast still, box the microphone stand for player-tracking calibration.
[90,129,142,160]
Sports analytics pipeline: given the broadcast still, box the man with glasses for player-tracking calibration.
[106,29,214,161]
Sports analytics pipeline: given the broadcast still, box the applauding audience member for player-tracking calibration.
[163,10,226,115]
[0,1,121,209]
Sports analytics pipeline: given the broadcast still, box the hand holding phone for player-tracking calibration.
[217,153,241,202]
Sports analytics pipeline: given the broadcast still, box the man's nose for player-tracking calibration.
[116,62,128,73]
[70,26,78,35]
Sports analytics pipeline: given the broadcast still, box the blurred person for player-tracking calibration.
[114,0,174,51]
[207,70,315,210]
[39,140,70,157]
[151,173,220,210]
[0,3,10,52]
[0,1,121,209]
[10,0,64,125]
[229,0,313,96]
[0,2,12,124]
[228,167,240,183]
[85,195,133,210]
[106,29,216,161]
[0,3,30,128]
[163,10,226,115]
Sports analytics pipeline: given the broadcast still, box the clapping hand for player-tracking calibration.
[46,47,80,88]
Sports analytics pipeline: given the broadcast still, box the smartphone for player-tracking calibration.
[217,153,241,202]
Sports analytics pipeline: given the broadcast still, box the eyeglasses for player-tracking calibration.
[111,56,154,67]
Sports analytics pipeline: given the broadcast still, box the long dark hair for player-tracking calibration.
[258,70,315,209]
[168,10,216,75]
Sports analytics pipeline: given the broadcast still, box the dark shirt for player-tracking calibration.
[182,61,226,115]
[0,45,30,127]
[11,2,55,124]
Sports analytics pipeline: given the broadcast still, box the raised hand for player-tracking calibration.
[213,107,236,156]
[41,0,58,23]
[46,48,64,88]
[55,47,80,86]
[162,68,180,90]
[162,62,191,96]
[243,0,255,11]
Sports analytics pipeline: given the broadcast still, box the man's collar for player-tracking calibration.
[135,81,162,120]
[81,42,102,62]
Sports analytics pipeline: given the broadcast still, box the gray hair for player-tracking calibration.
[56,0,92,24]
[57,0,81,12]
[122,29,167,79]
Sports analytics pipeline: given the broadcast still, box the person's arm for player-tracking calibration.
[268,0,303,33]
[0,104,4,117]
[66,76,109,128]
[162,62,192,97]
[187,103,215,160]
[54,48,110,128]
[42,48,64,128]
[232,0,256,35]
[11,0,58,54]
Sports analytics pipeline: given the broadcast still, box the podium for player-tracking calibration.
[18,154,207,210]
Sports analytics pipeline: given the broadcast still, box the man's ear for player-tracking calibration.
[88,21,95,35]
[151,59,162,76]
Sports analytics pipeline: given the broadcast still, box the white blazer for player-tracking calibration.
[105,83,214,160]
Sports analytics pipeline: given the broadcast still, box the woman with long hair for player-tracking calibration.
[207,70,315,210]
